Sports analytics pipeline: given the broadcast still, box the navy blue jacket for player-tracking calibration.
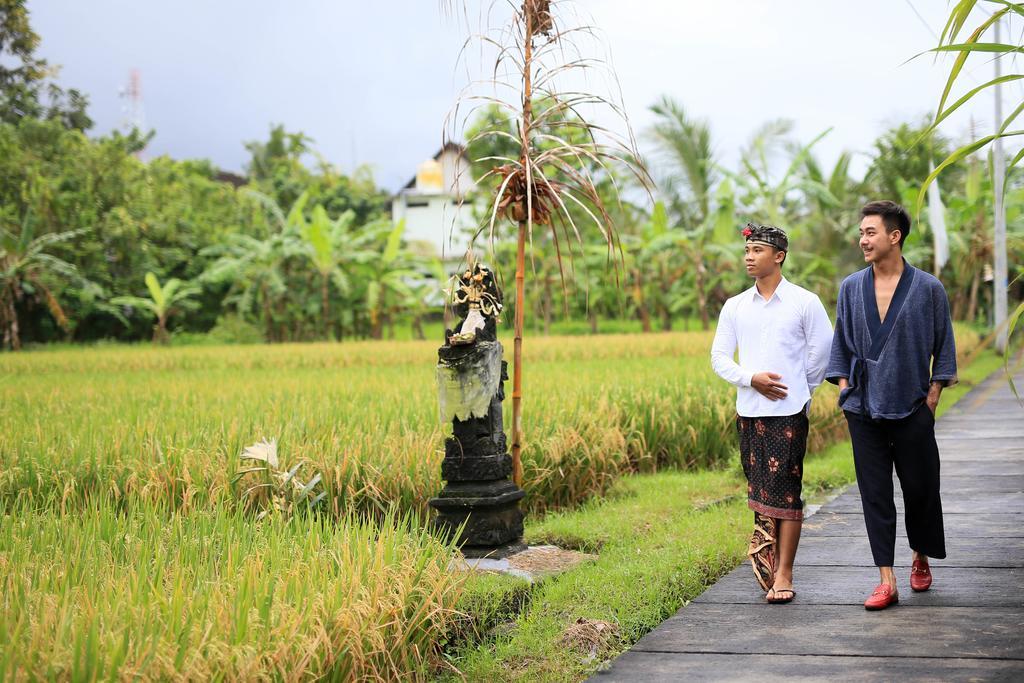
[826,261,958,419]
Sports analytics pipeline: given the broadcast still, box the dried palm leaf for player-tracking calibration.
[440,1,651,487]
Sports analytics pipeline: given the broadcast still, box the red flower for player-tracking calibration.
[768,457,780,473]
[742,227,753,237]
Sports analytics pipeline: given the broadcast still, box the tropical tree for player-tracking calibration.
[944,156,994,323]
[290,195,376,340]
[404,257,447,340]
[649,192,738,330]
[805,151,862,236]
[0,0,92,131]
[360,219,418,339]
[919,0,1024,376]
[446,0,648,484]
[110,272,201,344]
[725,119,837,230]
[0,213,84,350]
[644,98,737,329]
[647,97,716,229]
[200,232,291,342]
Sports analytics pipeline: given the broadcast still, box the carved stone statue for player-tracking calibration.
[429,264,526,558]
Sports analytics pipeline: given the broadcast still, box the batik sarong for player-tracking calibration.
[736,411,809,521]
[748,511,776,592]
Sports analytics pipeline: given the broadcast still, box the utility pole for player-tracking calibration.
[994,19,1009,354]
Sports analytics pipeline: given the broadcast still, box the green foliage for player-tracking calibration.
[1,4,1018,351]
[0,0,92,131]
[110,272,201,344]
[0,117,411,348]
[0,209,86,349]
[244,123,389,223]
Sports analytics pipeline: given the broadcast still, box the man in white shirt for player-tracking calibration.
[711,223,833,604]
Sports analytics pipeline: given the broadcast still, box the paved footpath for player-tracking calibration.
[596,369,1024,682]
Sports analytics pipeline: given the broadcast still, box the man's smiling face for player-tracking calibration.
[858,214,899,263]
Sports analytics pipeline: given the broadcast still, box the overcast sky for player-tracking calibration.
[30,1,1014,192]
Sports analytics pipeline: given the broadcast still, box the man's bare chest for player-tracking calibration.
[875,280,899,322]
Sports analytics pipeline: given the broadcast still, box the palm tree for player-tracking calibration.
[726,120,837,231]
[0,213,85,351]
[111,272,201,344]
[645,99,728,329]
[647,97,717,228]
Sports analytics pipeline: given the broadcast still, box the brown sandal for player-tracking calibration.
[748,512,776,592]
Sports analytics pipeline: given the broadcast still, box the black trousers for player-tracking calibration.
[844,403,946,567]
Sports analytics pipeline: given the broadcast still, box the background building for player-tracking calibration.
[391,142,479,260]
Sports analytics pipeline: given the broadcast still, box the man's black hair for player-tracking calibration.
[861,200,911,248]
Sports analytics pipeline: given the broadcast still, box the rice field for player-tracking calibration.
[0,326,981,679]
[0,331,855,517]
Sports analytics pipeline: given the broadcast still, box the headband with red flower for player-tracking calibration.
[742,222,789,252]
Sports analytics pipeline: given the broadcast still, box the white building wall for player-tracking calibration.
[392,192,478,259]
[438,148,476,200]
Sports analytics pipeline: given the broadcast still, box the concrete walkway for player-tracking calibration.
[596,369,1024,682]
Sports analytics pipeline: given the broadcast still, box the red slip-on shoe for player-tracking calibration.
[911,560,932,592]
[864,583,899,610]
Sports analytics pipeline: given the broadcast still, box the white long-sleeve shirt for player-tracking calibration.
[711,277,834,417]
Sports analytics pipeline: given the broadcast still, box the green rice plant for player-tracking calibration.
[0,502,466,681]
[0,328,983,518]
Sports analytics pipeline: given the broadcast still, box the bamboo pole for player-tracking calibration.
[511,3,535,487]
[512,221,526,486]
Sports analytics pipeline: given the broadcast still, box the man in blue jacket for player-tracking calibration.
[827,200,958,610]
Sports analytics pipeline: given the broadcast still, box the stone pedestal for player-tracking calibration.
[429,297,525,558]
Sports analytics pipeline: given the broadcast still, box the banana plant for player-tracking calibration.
[290,193,376,340]
[646,181,738,330]
[1,212,87,350]
[111,272,201,344]
[200,232,292,342]
[361,219,418,339]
